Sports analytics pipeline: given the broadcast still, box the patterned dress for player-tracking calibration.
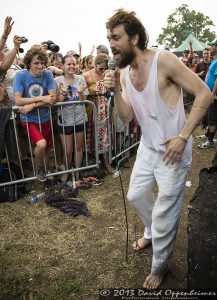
[86,71,109,156]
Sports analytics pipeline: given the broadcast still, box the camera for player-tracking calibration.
[18,37,28,53]
[41,40,60,52]
[20,37,28,43]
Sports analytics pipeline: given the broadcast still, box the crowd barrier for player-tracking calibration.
[0,98,141,188]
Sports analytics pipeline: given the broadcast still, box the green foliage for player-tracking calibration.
[157,4,216,48]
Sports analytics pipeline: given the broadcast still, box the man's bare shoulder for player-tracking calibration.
[158,49,180,63]
[157,49,189,77]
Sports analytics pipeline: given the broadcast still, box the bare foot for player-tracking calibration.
[132,237,151,251]
[143,271,167,290]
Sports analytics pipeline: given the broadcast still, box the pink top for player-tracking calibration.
[124,49,192,167]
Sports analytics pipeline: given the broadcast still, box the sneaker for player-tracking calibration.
[36,165,47,182]
[198,141,215,149]
[195,134,208,140]
[47,170,54,181]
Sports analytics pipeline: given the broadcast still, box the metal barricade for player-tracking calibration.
[107,97,141,168]
[0,100,98,187]
[0,97,141,188]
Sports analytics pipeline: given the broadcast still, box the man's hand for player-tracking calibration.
[42,94,56,104]
[104,69,120,92]
[3,16,14,39]
[18,103,35,114]
[13,35,22,51]
[161,135,187,165]
[41,43,48,52]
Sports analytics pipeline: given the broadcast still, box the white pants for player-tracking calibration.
[127,143,190,274]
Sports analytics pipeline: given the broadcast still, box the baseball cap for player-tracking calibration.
[207,39,217,46]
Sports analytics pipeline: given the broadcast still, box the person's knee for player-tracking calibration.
[76,145,83,153]
[66,149,72,159]
[36,139,47,150]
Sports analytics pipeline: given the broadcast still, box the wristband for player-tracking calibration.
[178,133,187,143]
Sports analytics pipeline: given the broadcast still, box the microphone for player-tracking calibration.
[108,58,117,97]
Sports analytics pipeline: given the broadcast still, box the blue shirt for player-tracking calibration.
[205,58,217,95]
[13,69,56,123]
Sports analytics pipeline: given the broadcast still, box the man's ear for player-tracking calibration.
[131,34,139,46]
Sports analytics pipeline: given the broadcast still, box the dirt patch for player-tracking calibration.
[0,126,215,300]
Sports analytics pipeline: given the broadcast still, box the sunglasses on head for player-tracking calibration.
[97,65,106,71]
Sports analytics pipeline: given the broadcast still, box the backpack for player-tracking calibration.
[0,162,26,202]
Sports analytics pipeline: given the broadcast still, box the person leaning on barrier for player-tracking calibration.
[13,46,57,182]
[55,54,89,184]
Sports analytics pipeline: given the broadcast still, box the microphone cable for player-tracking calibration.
[111,96,138,264]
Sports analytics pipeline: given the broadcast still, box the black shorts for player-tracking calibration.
[57,122,88,135]
[208,99,217,126]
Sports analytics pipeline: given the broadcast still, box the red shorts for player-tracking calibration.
[21,120,53,149]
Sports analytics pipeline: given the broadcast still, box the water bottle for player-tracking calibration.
[27,192,44,204]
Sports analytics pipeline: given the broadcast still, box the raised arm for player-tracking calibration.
[0,35,22,75]
[0,16,14,53]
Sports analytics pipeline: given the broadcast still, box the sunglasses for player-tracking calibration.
[67,86,73,97]
[97,65,106,71]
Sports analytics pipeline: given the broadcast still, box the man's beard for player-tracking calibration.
[117,49,135,69]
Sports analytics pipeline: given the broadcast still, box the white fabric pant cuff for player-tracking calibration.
[144,226,152,239]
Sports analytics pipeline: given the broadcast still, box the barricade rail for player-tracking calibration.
[0,98,141,187]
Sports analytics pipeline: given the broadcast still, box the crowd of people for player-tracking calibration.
[179,40,217,158]
[0,16,120,186]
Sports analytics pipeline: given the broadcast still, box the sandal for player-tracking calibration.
[76,180,92,190]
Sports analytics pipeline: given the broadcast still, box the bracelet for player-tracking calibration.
[178,133,188,143]
[61,92,67,97]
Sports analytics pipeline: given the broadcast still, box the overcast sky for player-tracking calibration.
[2,0,217,56]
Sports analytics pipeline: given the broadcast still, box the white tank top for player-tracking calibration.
[125,49,192,167]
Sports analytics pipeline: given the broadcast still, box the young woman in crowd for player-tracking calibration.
[83,53,114,174]
[55,54,88,183]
